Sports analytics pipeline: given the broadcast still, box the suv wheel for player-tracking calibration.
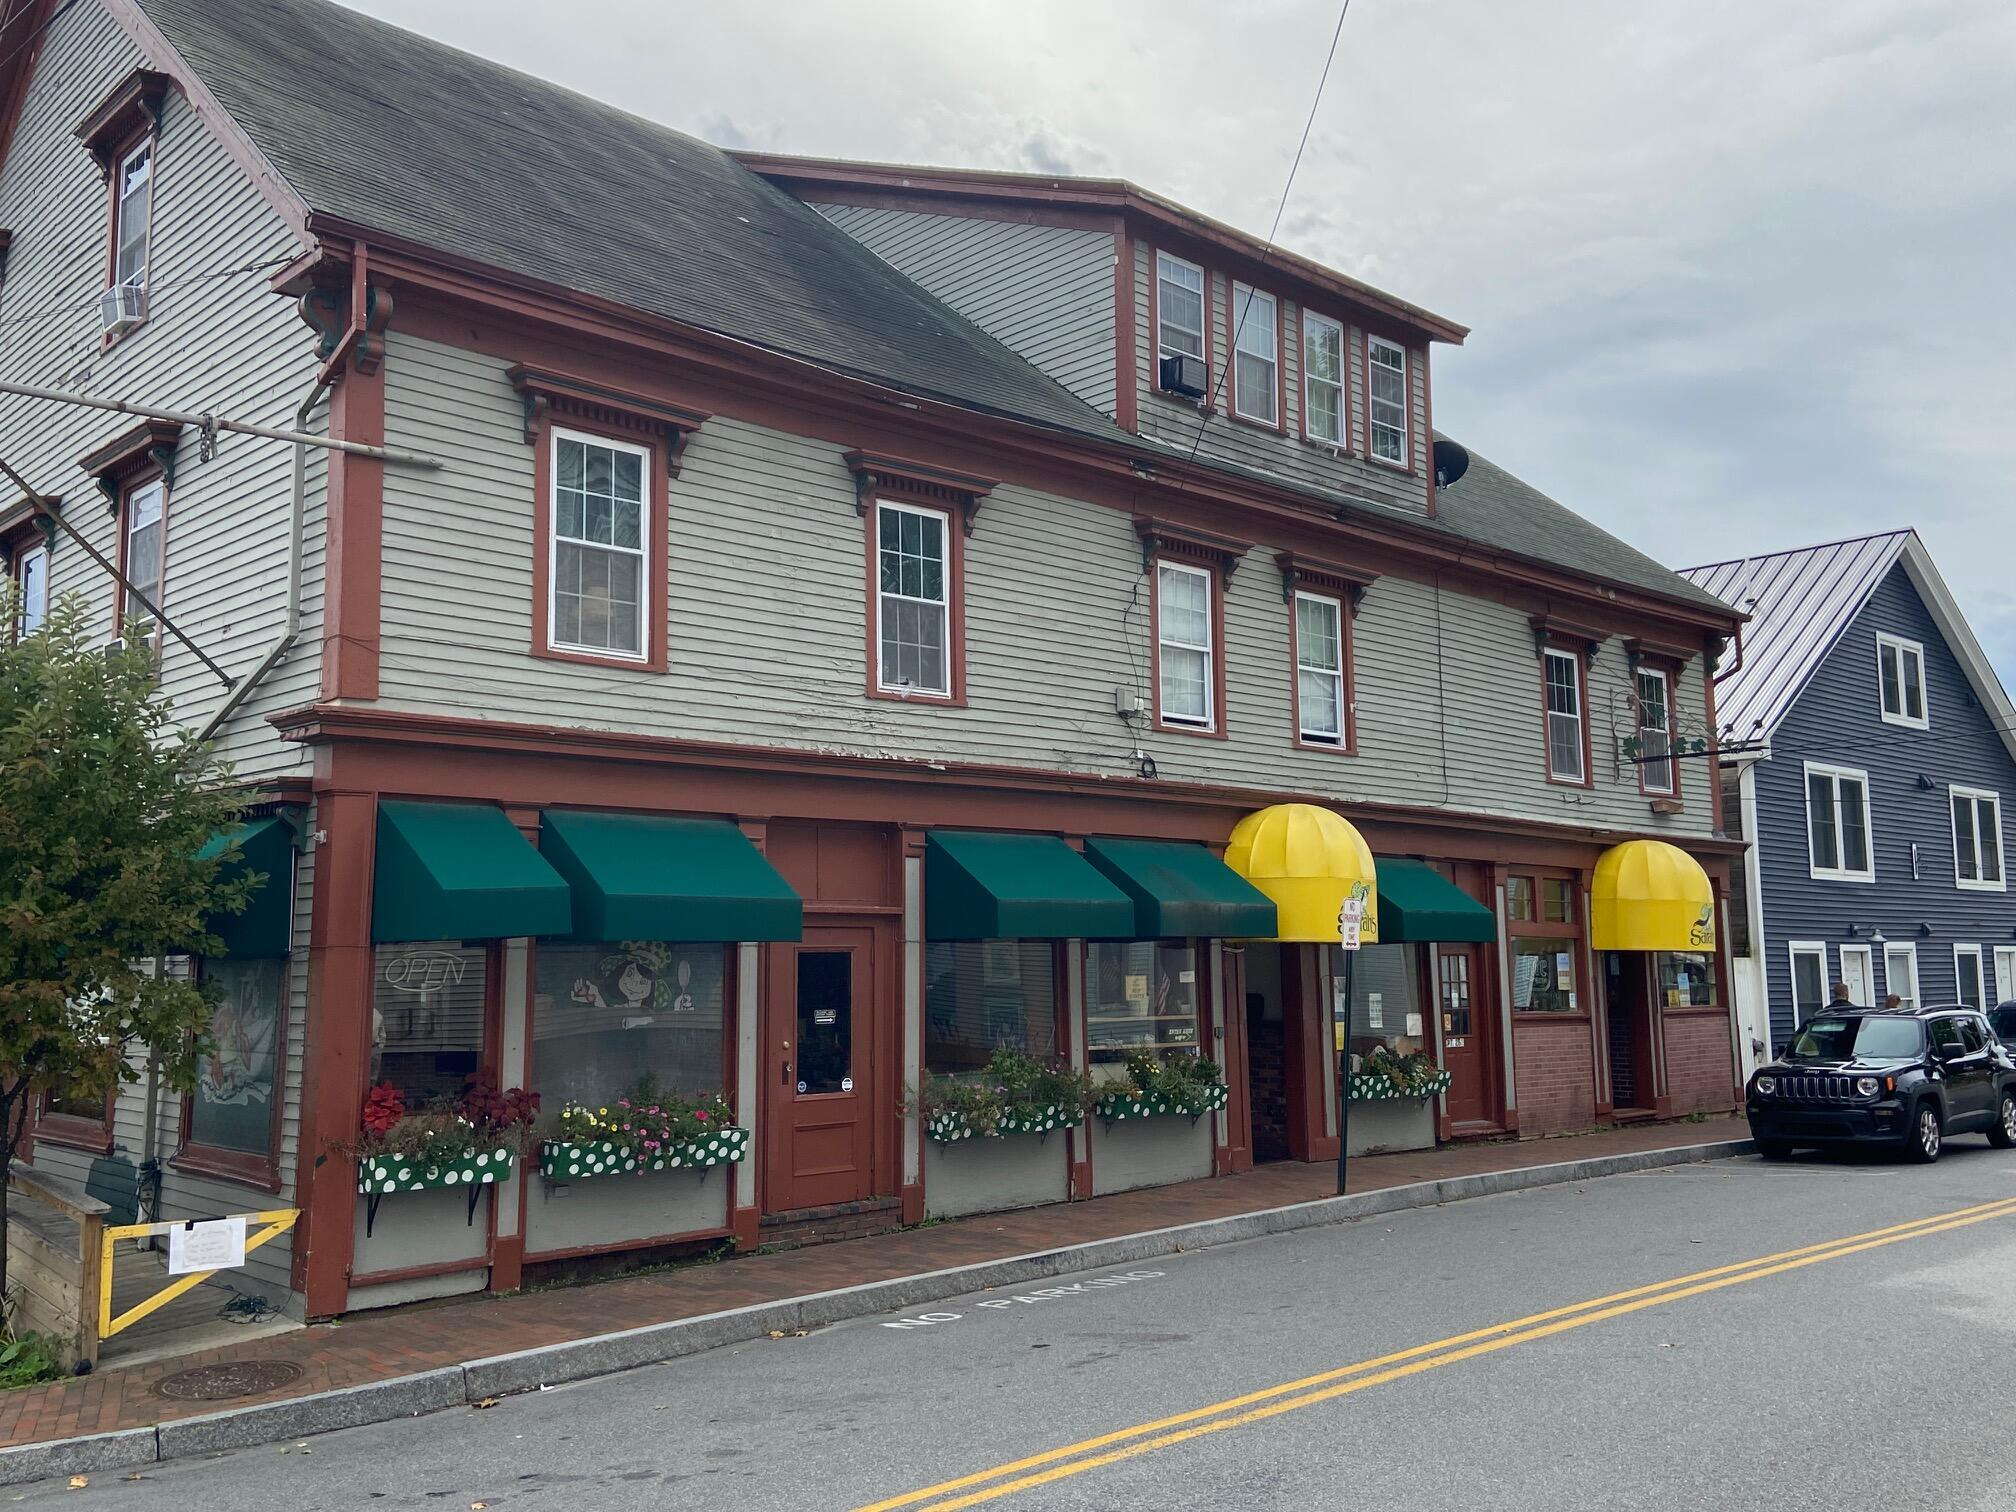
[1756,1140,1795,1160]
[1907,1102,1943,1164]
[1990,1092,2016,1150]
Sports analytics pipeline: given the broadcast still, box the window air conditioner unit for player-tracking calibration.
[99,282,146,337]
[1158,353,1208,398]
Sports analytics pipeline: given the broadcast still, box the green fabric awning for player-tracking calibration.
[1375,858,1497,943]
[925,830,1134,941]
[540,809,802,942]
[1083,837,1277,939]
[195,814,295,958]
[373,801,571,944]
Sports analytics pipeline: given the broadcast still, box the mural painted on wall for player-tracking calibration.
[192,958,284,1155]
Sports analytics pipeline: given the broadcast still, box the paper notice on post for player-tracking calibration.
[168,1215,247,1275]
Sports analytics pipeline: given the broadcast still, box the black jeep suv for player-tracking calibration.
[1746,1005,2016,1162]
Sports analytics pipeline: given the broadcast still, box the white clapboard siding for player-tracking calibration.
[379,334,1712,843]
[816,203,1117,415]
[0,0,318,779]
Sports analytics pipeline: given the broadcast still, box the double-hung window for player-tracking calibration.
[1876,633,1927,728]
[1542,648,1586,783]
[1635,668,1675,795]
[113,139,152,296]
[1884,942,1919,1009]
[1805,762,1874,881]
[1230,284,1278,425]
[1788,942,1828,1022]
[12,540,47,635]
[1951,786,2005,890]
[1156,561,1216,731]
[549,427,648,661]
[1155,252,1206,371]
[1302,312,1344,445]
[1294,590,1347,747]
[120,476,165,637]
[1955,945,1987,1010]
[1367,335,1409,466]
[875,500,952,697]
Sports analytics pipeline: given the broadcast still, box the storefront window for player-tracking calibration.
[189,957,284,1156]
[372,940,488,1105]
[1086,941,1201,1079]
[1655,951,1718,1008]
[925,941,1058,1076]
[1540,878,1574,924]
[533,941,727,1106]
[1511,938,1578,1013]
[1329,944,1425,1058]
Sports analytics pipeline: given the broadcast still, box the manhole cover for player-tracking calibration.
[151,1359,302,1401]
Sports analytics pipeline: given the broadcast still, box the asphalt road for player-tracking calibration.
[25,1140,2016,1510]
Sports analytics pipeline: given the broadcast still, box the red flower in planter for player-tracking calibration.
[361,1083,405,1139]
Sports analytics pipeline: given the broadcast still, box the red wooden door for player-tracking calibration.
[1438,946,1495,1128]
[764,926,876,1212]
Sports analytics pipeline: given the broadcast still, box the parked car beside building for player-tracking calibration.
[0,0,1744,1322]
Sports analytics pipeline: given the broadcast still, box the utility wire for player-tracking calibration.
[0,254,293,333]
[1184,0,1353,464]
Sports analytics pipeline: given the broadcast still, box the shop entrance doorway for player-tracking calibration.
[763,925,880,1212]
[1241,943,1291,1162]
[1603,953,1656,1114]
[1436,944,1498,1129]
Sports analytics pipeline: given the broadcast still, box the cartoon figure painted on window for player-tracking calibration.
[567,943,701,1020]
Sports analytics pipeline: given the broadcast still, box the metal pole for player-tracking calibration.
[0,379,440,469]
[1336,948,1355,1195]
[0,451,233,688]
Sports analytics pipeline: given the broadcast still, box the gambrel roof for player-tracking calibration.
[1679,531,2016,764]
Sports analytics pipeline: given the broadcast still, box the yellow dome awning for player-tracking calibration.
[1224,804,1378,944]
[1591,840,1716,952]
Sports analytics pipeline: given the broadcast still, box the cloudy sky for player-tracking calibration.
[351,0,2016,672]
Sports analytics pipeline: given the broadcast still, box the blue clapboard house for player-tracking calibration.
[1681,531,2016,1069]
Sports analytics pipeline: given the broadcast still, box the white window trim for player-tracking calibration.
[1787,940,1829,1022]
[1635,667,1676,796]
[114,138,153,293]
[1154,251,1206,367]
[1883,941,1919,1009]
[1156,560,1216,731]
[1367,334,1410,469]
[1230,283,1278,425]
[1543,647,1586,784]
[1954,944,1987,1009]
[874,498,953,698]
[1994,945,2016,1003]
[16,540,48,634]
[546,424,651,663]
[1301,311,1345,446]
[1838,943,1874,1008]
[1874,632,1928,729]
[1949,784,2006,892]
[1293,589,1346,745]
[1803,760,1876,883]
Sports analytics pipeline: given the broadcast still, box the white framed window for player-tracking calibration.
[1950,785,2005,890]
[1231,284,1278,425]
[1994,945,2016,1003]
[1155,252,1206,366]
[1804,761,1874,882]
[549,426,648,660]
[1955,944,1986,1010]
[875,500,951,697]
[1838,943,1875,1008]
[1788,941,1828,1023]
[14,541,48,635]
[113,138,153,293]
[1635,668,1675,795]
[1883,941,1919,1010]
[1367,335,1409,467]
[1875,632,1927,728]
[1543,648,1585,783]
[1156,561,1215,730]
[122,477,165,628]
[1301,312,1344,444]
[1294,590,1346,746]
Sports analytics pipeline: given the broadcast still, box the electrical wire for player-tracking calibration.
[0,253,293,333]
[1183,0,1354,464]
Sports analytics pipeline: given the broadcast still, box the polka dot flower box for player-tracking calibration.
[925,1105,1080,1144]
[1096,1081,1230,1124]
[1349,1069,1454,1102]
[540,1125,751,1180]
[356,1147,515,1196]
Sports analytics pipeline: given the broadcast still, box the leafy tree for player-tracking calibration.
[0,589,255,1315]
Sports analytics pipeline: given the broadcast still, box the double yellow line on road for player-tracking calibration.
[857,1193,2016,1511]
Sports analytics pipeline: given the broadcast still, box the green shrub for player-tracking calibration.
[0,1331,64,1391]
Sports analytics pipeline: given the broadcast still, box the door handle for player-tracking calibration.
[780,1041,792,1086]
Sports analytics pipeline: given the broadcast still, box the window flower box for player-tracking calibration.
[1096,1080,1230,1124]
[925,1104,1080,1144]
[1348,1069,1453,1102]
[357,1147,516,1195]
[540,1125,751,1179]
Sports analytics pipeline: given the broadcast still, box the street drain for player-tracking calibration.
[151,1359,303,1401]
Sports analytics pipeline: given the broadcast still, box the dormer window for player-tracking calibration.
[1368,335,1409,467]
[1230,284,1278,426]
[1876,632,1927,728]
[1154,252,1206,375]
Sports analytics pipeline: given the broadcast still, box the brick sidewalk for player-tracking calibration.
[0,1116,1744,1450]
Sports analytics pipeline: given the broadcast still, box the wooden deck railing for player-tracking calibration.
[5,1161,108,1371]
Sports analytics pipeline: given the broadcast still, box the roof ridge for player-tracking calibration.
[1679,526,1916,576]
